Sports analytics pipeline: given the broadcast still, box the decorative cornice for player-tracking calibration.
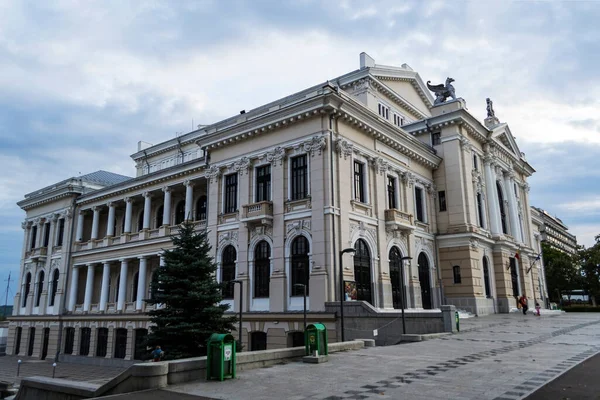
[335,139,354,159]
[265,147,286,165]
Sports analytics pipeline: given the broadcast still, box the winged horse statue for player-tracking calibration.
[427,77,456,105]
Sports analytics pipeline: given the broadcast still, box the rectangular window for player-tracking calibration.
[415,187,425,222]
[453,266,462,284]
[224,173,238,214]
[438,191,447,212]
[79,327,91,356]
[255,165,271,202]
[387,176,397,209]
[473,154,478,170]
[378,103,389,120]
[30,226,37,249]
[353,161,366,203]
[290,155,308,200]
[393,114,404,127]
[477,193,485,228]
[431,132,441,146]
[43,223,51,247]
[57,219,65,246]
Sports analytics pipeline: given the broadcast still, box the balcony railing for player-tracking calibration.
[29,247,48,260]
[384,209,414,231]
[241,201,274,226]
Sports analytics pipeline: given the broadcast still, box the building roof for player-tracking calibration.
[79,170,132,187]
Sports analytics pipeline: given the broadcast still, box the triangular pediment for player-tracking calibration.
[492,124,521,156]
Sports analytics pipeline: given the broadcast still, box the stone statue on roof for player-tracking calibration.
[486,98,495,118]
[427,77,456,105]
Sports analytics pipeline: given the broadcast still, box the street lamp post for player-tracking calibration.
[231,280,243,349]
[339,248,357,342]
[400,256,412,335]
[293,284,307,331]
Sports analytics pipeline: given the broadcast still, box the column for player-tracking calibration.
[124,197,133,233]
[68,266,80,311]
[483,156,501,235]
[83,264,95,312]
[35,220,44,248]
[91,206,100,240]
[142,192,152,230]
[522,183,535,247]
[106,202,116,237]
[184,180,194,221]
[46,215,57,251]
[76,211,85,241]
[504,172,520,241]
[136,256,147,310]
[117,259,128,311]
[162,187,172,226]
[99,262,111,311]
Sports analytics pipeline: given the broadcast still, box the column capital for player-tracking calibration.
[522,182,530,193]
[119,258,129,263]
[124,196,134,204]
[162,186,172,193]
[183,180,195,188]
[107,201,116,207]
[142,191,153,199]
[49,213,59,222]
[138,255,147,260]
[92,205,101,212]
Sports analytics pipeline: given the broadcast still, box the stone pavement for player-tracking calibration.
[0,355,126,386]
[166,313,600,400]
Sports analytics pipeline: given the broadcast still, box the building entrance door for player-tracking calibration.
[418,253,432,309]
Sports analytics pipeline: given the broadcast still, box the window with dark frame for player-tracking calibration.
[431,132,441,146]
[453,266,462,284]
[14,327,22,355]
[477,193,485,228]
[79,327,91,356]
[415,187,425,222]
[378,103,389,119]
[49,269,59,306]
[221,245,236,299]
[353,161,366,203]
[254,241,270,298]
[224,174,238,213]
[473,154,478,170]
[291,236,310,297]
[96,328,108,357]
[387,176,397,209]
[438,191,447,212]
[57,218,65,246]
[43,222,50,247]
[255,165,271,202]
[196,195,207,221]
[290,155,308,200]
[30,225,37,249]
[35,271,44,307]
[22,272,31,307]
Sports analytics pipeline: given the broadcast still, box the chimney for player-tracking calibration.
[359,52,375,69]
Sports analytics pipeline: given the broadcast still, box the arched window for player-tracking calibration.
[49,269,59,306]
[497,181,508,234]
[121,214,126,233]
[453,266,462,284]
[254,241,270,298]
[132,272,139,302]
[418,253,432,309]
[222,245,236,299]
[137,211,144,232]
[389,247,404,309]
[353,239,372,304]
[175,201,186,224]
[291,236,310,297]
[196,195,207,221]
[35,270,45,307]
[22,272,32,307]
[483,257,492,298]
[156,205,164,228]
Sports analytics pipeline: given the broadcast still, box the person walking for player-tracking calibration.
[519,295,529,315]
[151,345,164,362]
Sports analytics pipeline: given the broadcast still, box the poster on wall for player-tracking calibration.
[344,281,357,301]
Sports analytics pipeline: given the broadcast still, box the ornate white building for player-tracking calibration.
[8,53,547,362]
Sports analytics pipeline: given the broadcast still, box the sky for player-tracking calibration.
[1,0,599,303]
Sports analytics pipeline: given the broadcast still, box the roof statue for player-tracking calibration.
[427,77,456,105]
[486,98,495,118]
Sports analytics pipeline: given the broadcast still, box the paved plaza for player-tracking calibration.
[165,313,600,400]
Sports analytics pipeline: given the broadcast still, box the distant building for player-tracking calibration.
[531,207,578,255]
[0,306,13,318]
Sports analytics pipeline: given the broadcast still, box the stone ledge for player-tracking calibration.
[400,332,452,342]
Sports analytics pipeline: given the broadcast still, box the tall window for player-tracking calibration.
[132,272,139,302]
[439,191,447,212]
[221,245,236,299]
[473,154,479,170]
[137,211,144,232]
[175,200,185,224]
[418,253,432,309]
[354,239,372,304]
[290,155,308,200]
[477,193,485,228]
[256,165,271,202]
[387,176,397,209]
[483,257,491,298]
[254,241,271,298]
[291,236,310,297]
[35,271,45,307]
[43,222,51,247]
[389,247,404,309]
[14,327,22,355]
[30,226,37,249]
[114,328,127,359]
[114,276,120,303]
[415,187,425,222]
[64,327,75,355]
[353,161,366,203]
[49,269,59,306]
[156,205,164,227]
[224,174,238,213]
[378,103,389,119]
[22,272,31,307]
[57,218,65,246]
[453,266,462,284]
[497,181,508,234]
[196,195,207,221]
[79,327,91,356]
[96,328,108,357]
[27,327,35,356]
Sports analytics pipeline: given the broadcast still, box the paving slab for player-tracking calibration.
[164,313,600,400]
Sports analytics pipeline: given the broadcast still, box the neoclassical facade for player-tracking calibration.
[8,53,547,361]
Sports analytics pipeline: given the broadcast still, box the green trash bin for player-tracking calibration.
[206,333,236,381]
[305,323,328,356]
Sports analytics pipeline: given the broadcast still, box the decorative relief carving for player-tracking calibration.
[415,236,434,255]
[300,135,327,156]
[265,147,286,165]
[51,258,61,269]
[469,238,479,250]
[218,231,238,246]
[401,172,416,187]
[204,165,222,182]
[286,219,311,235]
[230,156,251,174]
[522,182,530,193]
[349,221,377,247]
[386,229,408,248]
[250,226,273,241]
[375,157,390,175]
[336,139,354,160]
[459,136,473,151]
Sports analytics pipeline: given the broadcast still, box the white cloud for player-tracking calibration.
[558,198,600,214]
[567,224,599,248]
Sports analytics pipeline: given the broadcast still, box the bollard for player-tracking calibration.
[52,363,57,378]
[17,359,22,377]
[455,311,460,332]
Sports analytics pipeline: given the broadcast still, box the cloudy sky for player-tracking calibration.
[1,0,599,302]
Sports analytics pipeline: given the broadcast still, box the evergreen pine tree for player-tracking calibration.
[146,221,236,359]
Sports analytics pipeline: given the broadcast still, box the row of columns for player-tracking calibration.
[76,180,198,242]
[68,255,163,313]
